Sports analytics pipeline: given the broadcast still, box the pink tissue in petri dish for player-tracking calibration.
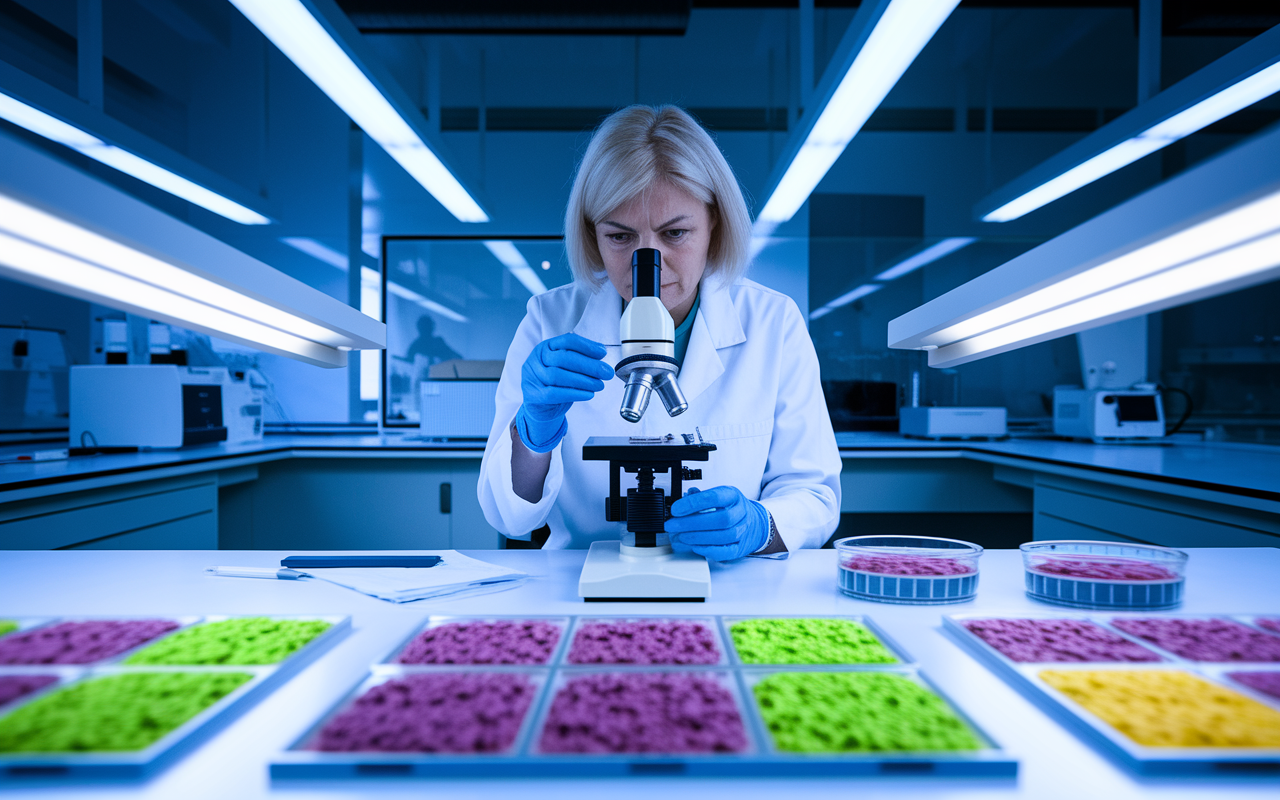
[539,672,748,754]
[842,554,974,576]
[963,618,1161,663]
[568,620,720,665]
[0,620,180,665]
[1110,618,1280,662]
[1028,558,1177,581]
[1227,672,1280,701]
[0,675,58,707]
[312,673,536,753]
[1255,618,1280,636]
[396,620,561,665]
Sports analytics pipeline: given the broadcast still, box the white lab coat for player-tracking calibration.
[477,276,842,553]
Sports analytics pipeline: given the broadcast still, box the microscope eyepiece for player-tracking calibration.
[632,248,661,298]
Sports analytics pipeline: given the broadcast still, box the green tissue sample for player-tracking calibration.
[0,621,17,638]
[0,671,251,752]
[125,617,330,665]
[754,672,982,753]
[730,618,897,665]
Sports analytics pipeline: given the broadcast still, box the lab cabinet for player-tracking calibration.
[839,456,1032,513]
[218,456,499,551]
[0,473,218,550]
[1032,474,1280,548]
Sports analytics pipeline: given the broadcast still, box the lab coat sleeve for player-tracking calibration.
[477,299,567,540]
[755,299,842,551]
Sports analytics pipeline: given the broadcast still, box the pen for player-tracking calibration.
[205,566,303,580]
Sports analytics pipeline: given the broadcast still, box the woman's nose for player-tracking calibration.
[636,233,664,255]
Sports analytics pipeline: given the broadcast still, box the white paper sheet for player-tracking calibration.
[295,552,527,603]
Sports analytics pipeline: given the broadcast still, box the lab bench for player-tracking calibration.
[2,434,1279,550]
[0,547,1275,799]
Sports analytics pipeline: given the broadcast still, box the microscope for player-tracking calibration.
[577,248,715,601]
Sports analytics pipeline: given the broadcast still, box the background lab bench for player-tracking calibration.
[1,434,1279,551]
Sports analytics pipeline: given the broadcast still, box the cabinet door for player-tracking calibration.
[66,512,217,549]
[0,476,218,550]
[246,458,452,550]
[449,461,501,550]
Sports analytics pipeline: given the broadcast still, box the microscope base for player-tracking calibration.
[578,540,711,602]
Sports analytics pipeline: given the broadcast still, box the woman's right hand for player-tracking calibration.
[515,333,613,452]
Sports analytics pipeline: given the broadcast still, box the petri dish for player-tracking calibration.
[835,535,982,604]
[1020,541,1187,610]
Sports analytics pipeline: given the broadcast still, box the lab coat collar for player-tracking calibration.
[676,277,746,404]
[570,275,747,404]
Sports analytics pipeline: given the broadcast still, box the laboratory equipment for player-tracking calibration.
[0,325,68,432]
[271,614,1015,777]
[0,615,348,779]
[835,535,983,604]
[1020,540,1188,610]
[577,434,715,601]
[899,407,1007,440]
[945,613,1280,774]
[419,379,498,439]
[1053,386,1165,442]
[615,248,687,423]
[69,365,228,450]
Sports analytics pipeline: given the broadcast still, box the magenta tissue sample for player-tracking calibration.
[1028,558,1176,581]
[841,554,974,576]
[1256,618,1280,636]
[568,620,720,665]
[313,673,535,753]
[396,620,561,665]
[0,620,179,665]
[963,618,1160,663]
[0,675,58,706]
[1110,618,1280,662]
[1227,672,1280,701]
[539,672,748,754]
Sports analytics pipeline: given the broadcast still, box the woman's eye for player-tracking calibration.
[664,229,688,240]
[607,233,631,243]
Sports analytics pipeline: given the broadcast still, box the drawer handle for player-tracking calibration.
[440,482,452,514]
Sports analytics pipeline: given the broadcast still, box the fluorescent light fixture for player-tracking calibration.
[891,124,1280,368]
[484,240,548,295]
[875,237,977,281]
[810,283,882,319]
[282,237,348,269]
[0,131,383,369]
[978,26,1280,223]
[229,0,488,223]
[756,0,960,224]
[384,277,469,323]
[0,91,270,225]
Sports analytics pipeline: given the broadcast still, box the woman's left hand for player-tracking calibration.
[665,486,770,561]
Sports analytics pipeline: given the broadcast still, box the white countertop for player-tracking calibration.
[0,547,1277,799]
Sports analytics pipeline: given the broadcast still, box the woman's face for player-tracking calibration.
[596,181,714,328]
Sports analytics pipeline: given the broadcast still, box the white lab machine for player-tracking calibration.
[900,407,1007,439]
[418,380,498,439]
[70,365,228,449]
[1053,386,1165,442]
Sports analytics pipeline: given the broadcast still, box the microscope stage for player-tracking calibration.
[578,541,711,602]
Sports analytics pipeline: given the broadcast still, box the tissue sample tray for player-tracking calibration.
[272,614,1016,778]
[0,615,349,780]
[944,613,1280,775]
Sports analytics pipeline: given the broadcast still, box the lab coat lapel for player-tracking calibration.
[571,280,622,345]
[677,279,745,404]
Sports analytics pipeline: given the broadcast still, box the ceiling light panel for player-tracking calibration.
[756,0,961,225]
[976,25,1280,223]
[890,124,1280,368]
[229,0,488,223]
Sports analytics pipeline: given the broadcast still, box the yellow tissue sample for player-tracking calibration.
[1039,669,1280,748]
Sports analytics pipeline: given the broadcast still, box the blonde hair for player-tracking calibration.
[564,105,752,289]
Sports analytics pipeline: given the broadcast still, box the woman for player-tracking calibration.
[478,105,840,559]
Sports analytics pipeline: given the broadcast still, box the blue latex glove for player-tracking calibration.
[665,486,771,562]
[516,333,613,453]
